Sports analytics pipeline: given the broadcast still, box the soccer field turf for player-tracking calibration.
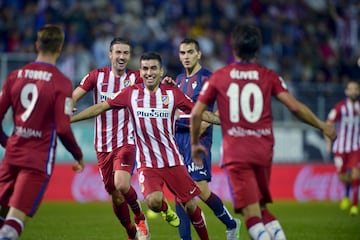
[22,200,359,240]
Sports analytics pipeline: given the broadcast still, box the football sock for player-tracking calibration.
[0,216,4,228]
[4,217,23,237]
[176,202,192,240]
[345,183,351,197]
[246,216,271,240]
[262,208,286,240]
[351,179,359,206]
[123,186,143,220]
[205,192,236,229]
[188,206,209,240]
[112,201,135,238]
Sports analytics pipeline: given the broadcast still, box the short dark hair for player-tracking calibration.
[140,52,162,66]
[36,24,64,53]
[109,37,131,51]
[180,38,200,51]
[231,24,262,61]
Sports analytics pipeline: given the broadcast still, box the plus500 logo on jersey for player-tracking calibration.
[136,107,170,118]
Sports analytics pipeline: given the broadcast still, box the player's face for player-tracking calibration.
[345,82,360,101]
[140,59,163,91]
[109,43,131,74]
[179,43,201,70]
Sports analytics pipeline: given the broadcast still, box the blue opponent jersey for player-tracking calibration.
[175,67,215,180]
[175,67,215,130]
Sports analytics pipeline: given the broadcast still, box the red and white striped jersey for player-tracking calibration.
[108,83,194,168]
[79,66,142,152]
[327,99,360,154]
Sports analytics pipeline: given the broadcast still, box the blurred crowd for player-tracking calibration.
[1,0,360,89]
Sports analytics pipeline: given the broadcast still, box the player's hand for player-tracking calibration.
[191,144,207,167]
[161,76,176,86]
[72,158,85,173]
[322,124,337,142]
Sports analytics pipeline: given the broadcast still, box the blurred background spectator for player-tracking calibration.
[0,0,359,120]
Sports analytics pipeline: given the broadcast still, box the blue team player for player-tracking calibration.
[174,38,241,240]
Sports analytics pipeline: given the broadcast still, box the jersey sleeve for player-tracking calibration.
[271,71,289,96]
[197,75,217,106]
[78,70,97,92]
[327,103,341,122]
[174,87,195,114]
[107,87,131,109]
[54,79,83,161]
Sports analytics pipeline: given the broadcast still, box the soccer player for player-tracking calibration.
[72,38,149,240]
[0,24,85,240]
[190,24,337,240]
[174,38,240,240]
[71,52,221,240]
[325,80,360,216]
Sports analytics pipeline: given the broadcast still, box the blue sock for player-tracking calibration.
[176,202,191,240]
[205,192,236,229]
[345,183,351,197]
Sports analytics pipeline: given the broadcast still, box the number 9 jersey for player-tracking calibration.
[197,62,288,167]
[0,62,83,174]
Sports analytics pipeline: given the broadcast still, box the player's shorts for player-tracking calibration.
[0,162,49,217]
[334,149,360,174]
[96,144,136,194]
[138,165,201,203]
[175,131,212,182]
[224,162,272,213]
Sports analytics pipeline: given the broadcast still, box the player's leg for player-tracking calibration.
[346,151,359,216]
[349,167,359,216]
[164,165,208,239]
[197,180,240,240]
[113,145,149,239]
[256,166,286,240]
[0,206,9,228]
[226,163,272,240]
[97,152,136,240]
[335,154,351,210]
[338,172,352,210]
[182,199,209,240]
[175,201,191,239]
[0,167,49,240]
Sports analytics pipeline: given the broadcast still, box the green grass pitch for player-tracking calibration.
[22,200,360,240]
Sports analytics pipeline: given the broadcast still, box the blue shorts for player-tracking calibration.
[175,131,212,182]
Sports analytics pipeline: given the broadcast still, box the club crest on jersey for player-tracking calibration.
[162,95,169,105]
[124,79,130,87]
[192,81,197,89]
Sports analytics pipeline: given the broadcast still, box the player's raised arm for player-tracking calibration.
[71,101,111,123]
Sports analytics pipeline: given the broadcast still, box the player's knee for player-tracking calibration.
[145,194,162,211]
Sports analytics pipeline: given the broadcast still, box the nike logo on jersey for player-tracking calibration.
[189,187,197,195]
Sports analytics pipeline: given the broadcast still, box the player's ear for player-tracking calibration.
[198,50,202,60]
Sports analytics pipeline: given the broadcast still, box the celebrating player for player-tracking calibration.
[72,38,149,240]
[71,52,221,240]
[0,24,84,240]
[190,24,337,240]
[325,80,360,216]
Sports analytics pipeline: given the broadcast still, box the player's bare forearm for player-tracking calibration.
[201,111,220,125]
[191,102,208,145]
[71,102,110,123]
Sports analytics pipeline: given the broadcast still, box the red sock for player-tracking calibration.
[188,206,209,240]
[112,201,136,238]
[246,216,263,230]
[352,179,360,206]
[123,187,144,221]
[4,218,23,236]
[261,208,277,224]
